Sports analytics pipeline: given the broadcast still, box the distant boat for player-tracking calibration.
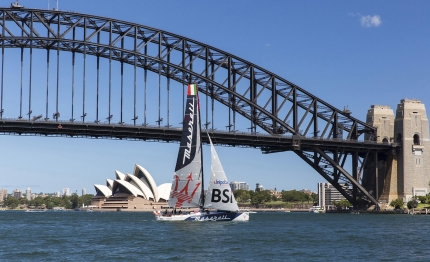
[309,206,322,213]
[74,204,94,212]
[25,209,47,212]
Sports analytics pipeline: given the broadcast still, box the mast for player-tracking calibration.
[198,87,204,208]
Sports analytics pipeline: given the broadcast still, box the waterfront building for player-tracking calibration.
[13,189,23,199]
[55,191,60,197]
[91,164,171,210]
[0,188,7,202]
[255,183,265,191]
[318,182,347,210]
[269,188,282,199]
[229,181,250,191]
[26,188,31,201]
[63,188,71,196]
[299,189,312,195]
[82,188,86,196]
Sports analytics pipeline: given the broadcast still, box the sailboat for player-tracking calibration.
[154,84,250,221]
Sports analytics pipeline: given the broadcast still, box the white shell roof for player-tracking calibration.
[157,183,172,201]
[112,180,144,197]
[115,170,126,181]
[94,184,112,197]
[133,164,159,202]
[106,179,114,189]
[126,174,155,200]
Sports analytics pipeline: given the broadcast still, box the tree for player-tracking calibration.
[390,198,404,210]
[4,196,19,209]
[70,193,79,209]
[233,190,250,203]
[250,190,271,207]
[416,196,426,204]
[32,196,45,207]
[281,190,310,203]
[80,194,94,206]
[333,199,351,210]
[407,199,418,209]
[310,193,318,205]
[19,198,28,205]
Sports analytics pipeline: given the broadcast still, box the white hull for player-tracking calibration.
[154,210,250,221]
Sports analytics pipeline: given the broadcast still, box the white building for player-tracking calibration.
[82,188,86,196]
[63,188,71,196]
[229,181,250,191]
[318,182,347,210]
[0,188,7,202]
[26,188,31,201]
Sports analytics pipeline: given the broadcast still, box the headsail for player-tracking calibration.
[168,84,203,208]
[204,135,239,212]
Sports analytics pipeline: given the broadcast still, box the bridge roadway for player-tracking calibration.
[0,119,397,153]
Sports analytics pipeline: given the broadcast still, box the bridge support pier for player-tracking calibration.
[378,150,399,204]
[365,100,430,205]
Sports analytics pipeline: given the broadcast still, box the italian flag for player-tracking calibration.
[188,84,197,96]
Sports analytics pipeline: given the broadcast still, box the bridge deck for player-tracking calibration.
[0,119,397,153]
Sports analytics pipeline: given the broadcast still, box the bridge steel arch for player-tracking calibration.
[0,8,392,207]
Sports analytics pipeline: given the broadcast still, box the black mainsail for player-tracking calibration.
[168,84,203,208]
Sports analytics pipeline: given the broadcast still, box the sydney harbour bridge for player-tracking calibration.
[0,7,397,207]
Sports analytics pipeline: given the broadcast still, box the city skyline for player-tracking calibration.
[0,1,429,194]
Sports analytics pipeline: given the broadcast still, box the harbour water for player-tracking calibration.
[1,211,429,261]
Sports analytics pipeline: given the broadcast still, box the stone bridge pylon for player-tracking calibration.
[364,99,430,205]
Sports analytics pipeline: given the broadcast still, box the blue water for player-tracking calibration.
[1,211,429,261]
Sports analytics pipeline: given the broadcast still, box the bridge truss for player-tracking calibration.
[0,8,396,206]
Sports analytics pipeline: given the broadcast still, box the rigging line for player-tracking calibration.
[71,26,76,122]
[108,22,112,124]
[19,47,23,119]
[120,37,124,124]
[133,27,137,126]
[56,41,59,121]
[28,38,32,120]
[96,32,100,123]
[81,18,88,123]
[144,44,147,126]
[0,11,4,118]
[46,49,50,120]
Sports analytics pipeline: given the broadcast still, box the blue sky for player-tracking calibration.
[0,0,429,195]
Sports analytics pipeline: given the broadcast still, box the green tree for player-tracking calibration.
[310,193,318,205]
[70,193,80,209]
[32,196,45,207]
[390,198,404,210]
[281,190,310,203]
[50,197,65,208]
[416,196,426,204]
[62,196,72,209]
[233,190,250,203]
[407,199,418,209]
[19,198,28,205]
[4,196,19,209]
[250,190,271,207]
[80,194,94,206]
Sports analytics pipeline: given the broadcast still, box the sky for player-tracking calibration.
[0,0,429,195]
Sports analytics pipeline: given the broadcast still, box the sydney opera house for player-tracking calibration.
[91,164,171,210]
